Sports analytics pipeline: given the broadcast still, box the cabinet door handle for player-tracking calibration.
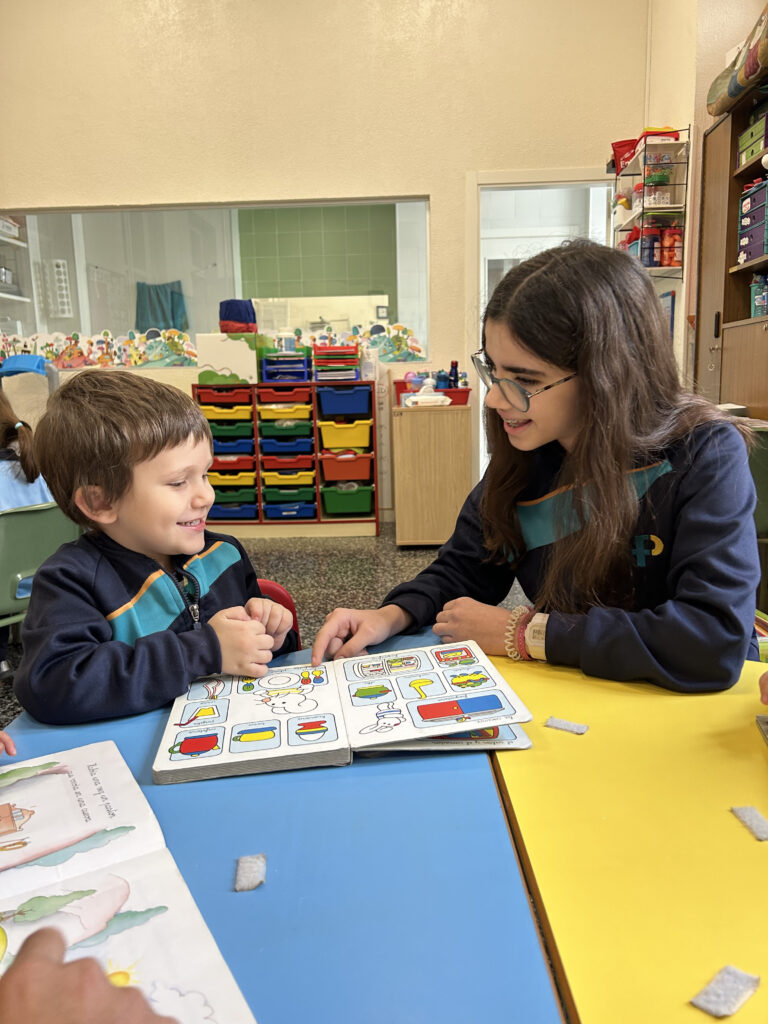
[713,311,721,338]
[709,344,721,352]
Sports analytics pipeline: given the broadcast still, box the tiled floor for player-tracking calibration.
[0,524,440,729]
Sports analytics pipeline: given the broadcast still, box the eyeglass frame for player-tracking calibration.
[470,349,577,413]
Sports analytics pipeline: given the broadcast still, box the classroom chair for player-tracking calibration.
[257,578,301,648]
[0,502,80,630]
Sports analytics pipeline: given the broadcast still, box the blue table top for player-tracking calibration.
[6,631,562,1023]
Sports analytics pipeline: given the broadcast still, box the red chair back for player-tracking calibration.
[257,578,301,648]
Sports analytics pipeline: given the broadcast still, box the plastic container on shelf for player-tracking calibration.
[196,386,252,404]
[640,226,661,267]
[318,451,374,482]
[256,385,312,404]
[207,470,256,487]
[261,486,316,503]
[213,437,255,455]
[207,503,258,519]
[208,421,253,438]
[261,469,316,486]
[200,403,254,421]
[259,420,313,438]
[320,483,374,516]
[258,403,312,420]
[392,380,471,405]
[210,455,254,472]
[260,454,314,471]
[259,437,314,456]
[317,419,372,448]
[262,501,317,520]
[212,486,256,503]
[316,385,371,417]
[660,226,683,267]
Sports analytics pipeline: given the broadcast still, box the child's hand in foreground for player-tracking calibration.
[0,730,16,757]
[245,598,294,651]
[209,606,274,677]
[760,672,768,705]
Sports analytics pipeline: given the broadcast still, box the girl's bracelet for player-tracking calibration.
[504,605,534,661]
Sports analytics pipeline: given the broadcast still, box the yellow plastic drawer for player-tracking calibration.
[317,419,372,448]
[207,470,256,486]
[258,403,312,420]
[261,470,316,486]
[200,404,253,421]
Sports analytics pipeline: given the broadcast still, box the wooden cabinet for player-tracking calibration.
[391,405,472,545]
[695,86,768,411]
[721,319,768,418]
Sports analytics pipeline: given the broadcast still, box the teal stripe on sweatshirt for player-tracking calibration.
[108,540,243,645]
[516,460,673,552]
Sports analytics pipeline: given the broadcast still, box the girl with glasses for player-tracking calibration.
[312,239,759,693]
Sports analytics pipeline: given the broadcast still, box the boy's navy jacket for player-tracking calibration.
[14,530,298,724]
[383,422,760,693]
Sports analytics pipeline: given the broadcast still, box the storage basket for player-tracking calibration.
[199,404,253,421]
[261,486,316,503]
[260,437,314,456]
[317,419,372,448]
[259,420,313,438]
[212,437,255,455]
[319,451,374,482]
[261,470,316,486]
[208,502,258,519]
[316,385,371,417]
[262,501,317,520]
[196,386,252,404]
[207,470,256,487]
[258,403,312,420]
[321,484,374,516]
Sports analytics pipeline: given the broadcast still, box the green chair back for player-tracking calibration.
[0,502,80,628]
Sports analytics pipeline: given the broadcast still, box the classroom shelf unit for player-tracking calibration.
[194,381,379,535]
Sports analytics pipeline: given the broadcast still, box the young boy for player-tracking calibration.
[13,370,297,725]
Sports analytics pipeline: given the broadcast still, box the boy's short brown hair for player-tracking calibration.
[36,370,213,528]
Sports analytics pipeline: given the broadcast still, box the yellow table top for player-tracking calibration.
[491,655,768,1023]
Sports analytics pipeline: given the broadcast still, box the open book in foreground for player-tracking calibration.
[153,640,532,784]
[0,741,255,1024]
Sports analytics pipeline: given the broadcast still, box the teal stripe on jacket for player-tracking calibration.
[108,540,243,645]
[516,461,673,552]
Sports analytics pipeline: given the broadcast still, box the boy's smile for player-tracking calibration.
[99,435,214,573]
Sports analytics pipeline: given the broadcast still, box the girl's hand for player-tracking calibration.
[0,730,16,757]
[311,605,412,665]
[245,598,294,651]
[434,598,510,656]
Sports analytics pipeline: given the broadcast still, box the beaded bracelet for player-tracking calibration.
[504,604,534,661]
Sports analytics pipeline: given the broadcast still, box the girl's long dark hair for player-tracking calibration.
[481,239,749,613]
[0,388,41,483]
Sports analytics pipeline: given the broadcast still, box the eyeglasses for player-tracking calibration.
[471,349,577,413]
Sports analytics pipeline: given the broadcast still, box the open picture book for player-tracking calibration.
[0,741,255,1024]
[152,640,532,784]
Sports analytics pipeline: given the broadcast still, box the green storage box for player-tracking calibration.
[259,420,313,438]
[262,486,316,503]
[321,483,374,515]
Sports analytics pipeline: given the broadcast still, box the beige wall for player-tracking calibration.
[1,0,650,375]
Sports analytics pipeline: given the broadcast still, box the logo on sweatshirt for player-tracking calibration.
[631,534,664,567]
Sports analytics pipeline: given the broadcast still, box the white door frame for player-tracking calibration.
[464,167,608,483]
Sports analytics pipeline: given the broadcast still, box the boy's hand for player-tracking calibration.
[0,730,16,757]
[311,605,412,665]
[245,598,294,651]
[209,606,274,677]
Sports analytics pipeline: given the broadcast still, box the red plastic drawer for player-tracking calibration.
[261,454,315,471]
[257,385,312,404]
[196,386,253,404]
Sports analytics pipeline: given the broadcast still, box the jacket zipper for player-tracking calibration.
[169,568,202,629]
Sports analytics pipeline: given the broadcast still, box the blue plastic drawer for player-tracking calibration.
[262,501,317,519]
[316,385,371,417]
[207,502,258,519]
[212,438,255,455]
[260,357,310,383]
[260,437,315,456]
